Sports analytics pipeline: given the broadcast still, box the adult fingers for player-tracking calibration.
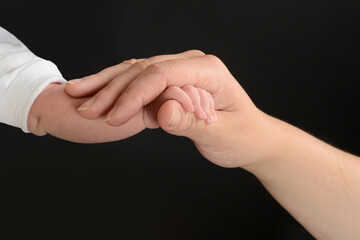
[76,59,151,119]
[75,50,205,119]
[65,58,138,97]
[147,49,205,64]
[105,54,239,126]
[65,50,205,98]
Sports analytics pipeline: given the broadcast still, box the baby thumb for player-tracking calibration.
[158,100,210,142]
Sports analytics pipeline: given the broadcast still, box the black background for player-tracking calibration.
[0,0,359,239]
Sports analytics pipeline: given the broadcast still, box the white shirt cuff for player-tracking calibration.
[0,27,66,132]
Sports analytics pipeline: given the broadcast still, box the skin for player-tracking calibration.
[27,50,217,143]
[27,82,214,143]
[64,50,360,239]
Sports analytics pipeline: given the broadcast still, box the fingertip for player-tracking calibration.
[104,117,118,127]
[194,107,207,120]
[104,118,125,127]
[67,78,82,84]
[65,75,101,97]
[103,106,130,127]
[65,79,84,97]
[77,106,102,120]
[104,107,116,123]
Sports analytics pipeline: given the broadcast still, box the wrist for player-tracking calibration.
[242,113,316,181]
[27,83,60,136]
[238,112,292,172]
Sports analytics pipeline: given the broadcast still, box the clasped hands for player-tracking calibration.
[28,50,278,169]
[27,50,360,240]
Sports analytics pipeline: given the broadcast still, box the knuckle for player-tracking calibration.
[205,90,213,100]
[131,59,150,71]
[167,86,180,92]
[123,86,139,99]
[186,49,205,56]
[196,87,206,95]
[182,85,197,94]
[124,87,133,95]
[101,82,118,94]
[145,61,166,74]
[121,58,137,66]
[204,54,224,67]
[145,63,169,87]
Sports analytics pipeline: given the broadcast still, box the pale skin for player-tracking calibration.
[61,50,360,240]
[28,50,217,143]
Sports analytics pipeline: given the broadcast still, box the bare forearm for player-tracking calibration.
[245,115,360,239]
[28,83,145,143]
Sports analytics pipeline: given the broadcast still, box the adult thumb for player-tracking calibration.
[157,100,212,142]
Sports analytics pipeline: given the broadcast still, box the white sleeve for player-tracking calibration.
[0,27,66,133]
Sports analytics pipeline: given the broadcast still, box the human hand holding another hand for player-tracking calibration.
[65,50,360,239]
[65,50,276,169]
[30,49,360,239]
[27,50,216,143]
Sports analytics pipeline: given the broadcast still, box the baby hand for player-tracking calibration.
[143,85,217,129]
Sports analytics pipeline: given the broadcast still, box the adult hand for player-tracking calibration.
[27,50,216,143]
[65,51,275,168]
[65,50,360,239]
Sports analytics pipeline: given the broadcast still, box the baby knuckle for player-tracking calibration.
[196,87,205,94]
[182,85,197,94]
[205,90,214,99]
[166,86,180,92]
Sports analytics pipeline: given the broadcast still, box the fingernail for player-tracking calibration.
[67,78,82,84]
[167,108,181,129]
[78,98,95,111]
[104,107,116,122]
